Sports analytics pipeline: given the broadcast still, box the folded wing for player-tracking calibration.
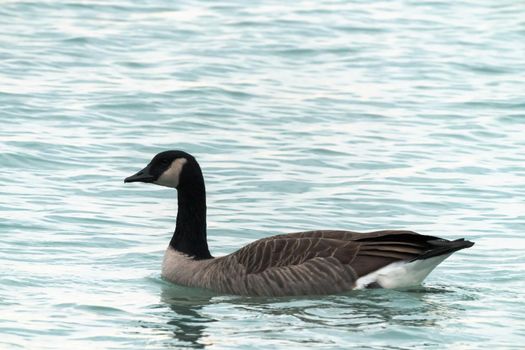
[224,230,472,296]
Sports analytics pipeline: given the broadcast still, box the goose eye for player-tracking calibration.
[161,159,169,165]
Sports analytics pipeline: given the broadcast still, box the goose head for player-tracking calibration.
[124,150,198,189]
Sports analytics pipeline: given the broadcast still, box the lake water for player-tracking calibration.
[1,0,524,349]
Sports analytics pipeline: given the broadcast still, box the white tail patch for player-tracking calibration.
[355,253,452,289]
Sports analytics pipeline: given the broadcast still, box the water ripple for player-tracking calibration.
[1,0,524,349]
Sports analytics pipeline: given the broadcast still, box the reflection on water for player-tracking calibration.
[156,283,460,348]
[159,284,218,348]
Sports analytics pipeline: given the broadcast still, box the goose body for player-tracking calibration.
[125,150,474,297]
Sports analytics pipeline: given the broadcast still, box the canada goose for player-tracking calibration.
[125,150,474,296]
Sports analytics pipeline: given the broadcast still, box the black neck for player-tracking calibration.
[169,168,213,260]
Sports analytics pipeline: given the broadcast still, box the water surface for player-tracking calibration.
[1,0,524,349]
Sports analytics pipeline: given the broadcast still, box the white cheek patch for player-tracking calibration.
[155,158,187,188]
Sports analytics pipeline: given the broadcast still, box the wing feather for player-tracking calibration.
[216,229,455,296]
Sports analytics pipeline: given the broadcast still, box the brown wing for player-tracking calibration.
[240,256,359,296]
[234,236,359,274]
[235,230,437,274]
[227,230,444,296]
[268,229,433,242]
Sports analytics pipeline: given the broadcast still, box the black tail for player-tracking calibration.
[355,232,474,265]
[413,238,474,261]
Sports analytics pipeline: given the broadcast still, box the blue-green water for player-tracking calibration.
[1,0,524,349]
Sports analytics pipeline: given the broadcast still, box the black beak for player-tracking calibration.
[124,164,155,183]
